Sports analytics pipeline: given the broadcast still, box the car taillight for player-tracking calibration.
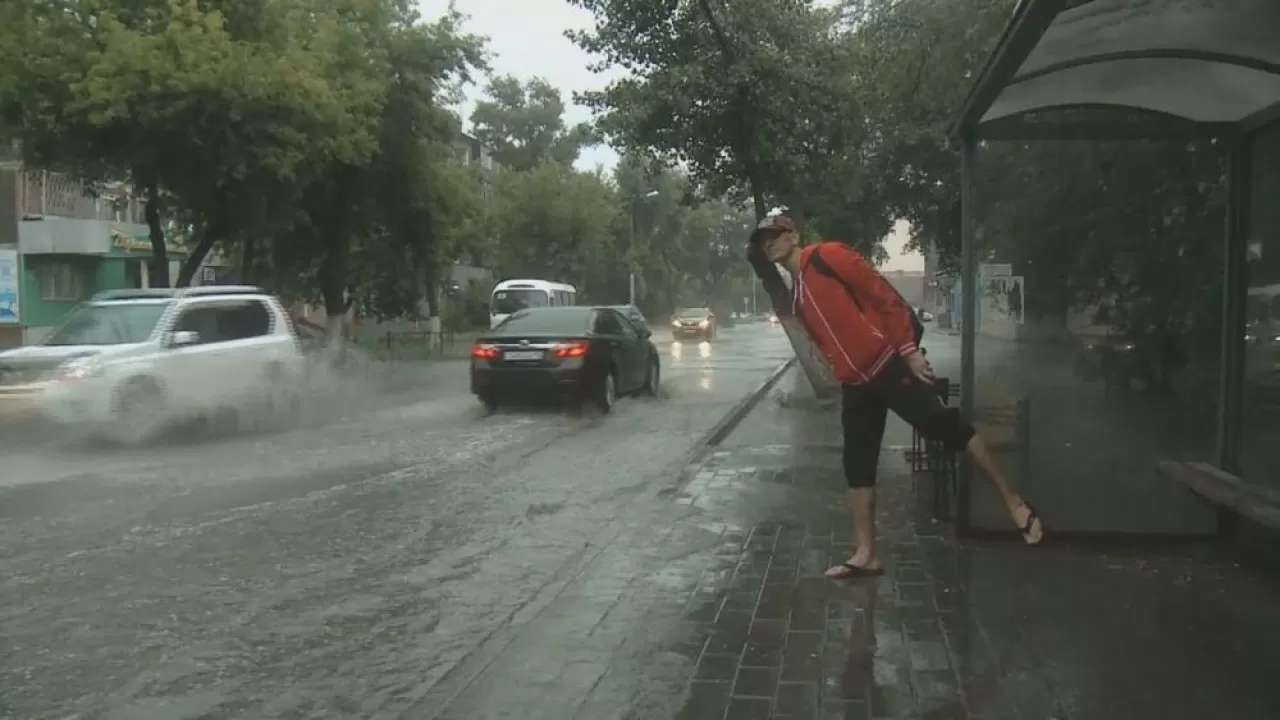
[473,343,499,359]
[552,341,588,358]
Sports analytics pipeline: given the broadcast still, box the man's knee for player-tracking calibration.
[917,407,975,453]
[845,467,877,489]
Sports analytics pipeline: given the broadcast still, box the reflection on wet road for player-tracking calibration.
[0,322,793,719]
[670,340,718,392]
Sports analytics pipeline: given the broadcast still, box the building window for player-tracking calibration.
[38,263,86,301]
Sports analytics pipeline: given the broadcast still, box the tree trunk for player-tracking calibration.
[176,193,229,287]
[743,178,839,398]
[144,183,170,287]
[318,228,351,361]
[424,262,443,346]
[241,235,257,285]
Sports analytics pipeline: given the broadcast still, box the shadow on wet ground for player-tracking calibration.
[651,368,1280,720]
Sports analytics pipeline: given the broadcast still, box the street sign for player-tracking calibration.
[980,262,1012,279]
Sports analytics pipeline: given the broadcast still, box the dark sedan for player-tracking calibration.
[470,306,660,413]
[608,304,650,335]
[671,307,716,340]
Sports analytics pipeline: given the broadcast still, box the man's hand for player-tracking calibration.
[904,351,934,384]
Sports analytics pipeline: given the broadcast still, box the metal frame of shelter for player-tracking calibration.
[947,0,1280,534]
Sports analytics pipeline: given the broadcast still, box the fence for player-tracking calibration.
[382,329,474,360]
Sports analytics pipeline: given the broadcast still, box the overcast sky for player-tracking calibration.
[415,0,621,173]
[414,0,922,271]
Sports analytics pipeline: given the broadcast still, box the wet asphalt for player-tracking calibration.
[0,323,794,720]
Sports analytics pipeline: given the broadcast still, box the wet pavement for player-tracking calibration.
[636,369,1280,719]
[8,323,1280,719]
[0,323,792,719]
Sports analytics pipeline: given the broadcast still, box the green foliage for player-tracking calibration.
[470,76,593,171]
[568,0,882,236]
[488,161,619,285]
[0,0,766,330]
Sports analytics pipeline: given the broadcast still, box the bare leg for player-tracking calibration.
[849,488,878,566]
[826,488,882,577]
[966,434,1043,544]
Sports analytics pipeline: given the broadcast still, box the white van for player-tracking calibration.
[489,279,577,328]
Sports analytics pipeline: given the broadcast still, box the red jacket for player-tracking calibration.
[791,242,919,385]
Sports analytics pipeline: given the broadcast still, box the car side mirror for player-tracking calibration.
[169,330,200,347]
[640,327,652,338]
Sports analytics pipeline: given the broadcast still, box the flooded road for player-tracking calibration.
[0,323,793,719]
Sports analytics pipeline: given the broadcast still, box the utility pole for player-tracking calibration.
[629,189,659,305]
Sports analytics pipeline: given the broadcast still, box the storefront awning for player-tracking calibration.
[951,0,1280,140]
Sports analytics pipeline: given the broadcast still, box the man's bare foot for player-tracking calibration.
[1011,501,1044,545]
[824,556,884,579]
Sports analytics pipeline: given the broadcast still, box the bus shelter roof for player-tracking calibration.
[951,0,1280,141]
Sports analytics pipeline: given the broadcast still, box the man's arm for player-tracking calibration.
[821,242,918,357]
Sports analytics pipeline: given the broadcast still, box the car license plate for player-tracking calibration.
[503,350,543,361]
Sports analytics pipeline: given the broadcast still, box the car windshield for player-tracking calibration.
[493,308,591,334]
[492,289,549,315]
[675,308,710,319]
[44,302,168,346]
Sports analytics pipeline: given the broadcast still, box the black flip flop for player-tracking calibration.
[1017,501,1044,544]
[828,562,885,580]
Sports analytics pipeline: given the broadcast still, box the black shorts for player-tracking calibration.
[840,358,974,488]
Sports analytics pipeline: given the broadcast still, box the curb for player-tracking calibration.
[699,355,797,448]
[654,355,797,497]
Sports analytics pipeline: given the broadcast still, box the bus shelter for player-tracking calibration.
[948,0,1280,536]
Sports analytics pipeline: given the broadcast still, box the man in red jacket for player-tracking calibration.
[751,215,1043,579]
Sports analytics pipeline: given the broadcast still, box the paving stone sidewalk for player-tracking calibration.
[428,368,1280,720]
[659,369,1280,720]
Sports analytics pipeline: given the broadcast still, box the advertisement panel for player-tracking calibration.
[0,249,19,324]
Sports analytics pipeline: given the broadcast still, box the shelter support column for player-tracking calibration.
[1218,134,1251,474]
[958,133,978,534]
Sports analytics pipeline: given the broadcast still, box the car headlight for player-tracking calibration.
[57,357,102,381]
[698,319,709,328]
[671,320,681,327]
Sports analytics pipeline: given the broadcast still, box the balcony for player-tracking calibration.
[19,170,145,224]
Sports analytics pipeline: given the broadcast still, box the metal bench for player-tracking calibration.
[1159,461,1280,530]
[907,378,960,473]
[910,382,1030,523]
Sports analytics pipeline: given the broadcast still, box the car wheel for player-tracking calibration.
[108,377,166,445]
[479,393,499,414]
[642,355,660,396]
[594,367,617,413]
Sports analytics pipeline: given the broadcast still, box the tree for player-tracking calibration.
[571,0,877,394]
[843,0,1012,262]
[470,76,593,171]
[256,5,484,349]
[2,0,396,290]
[488,161,619,289]
[357,12,487,327]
